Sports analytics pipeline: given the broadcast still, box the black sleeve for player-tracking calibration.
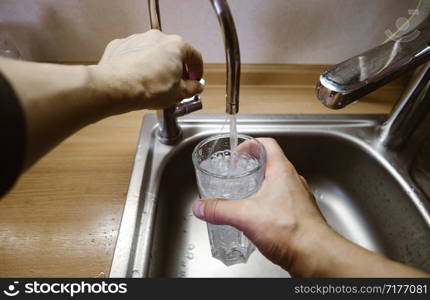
[0,72,26,198]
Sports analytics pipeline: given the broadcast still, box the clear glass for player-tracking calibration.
[192,134,266,266]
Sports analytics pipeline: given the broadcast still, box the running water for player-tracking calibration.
[229,114,238,152]
[228,113,238,168]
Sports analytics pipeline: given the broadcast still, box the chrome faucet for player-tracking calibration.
[148,0,240,144]
[210,0,240,115]
[316,17,430,148]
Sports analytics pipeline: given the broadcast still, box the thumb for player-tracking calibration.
[180,79,204,98]
[192,198,251,232]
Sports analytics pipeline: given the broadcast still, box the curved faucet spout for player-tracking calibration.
[148,0,162,30]
[210,0,241,115]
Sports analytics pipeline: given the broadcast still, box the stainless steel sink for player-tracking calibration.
[110,114,430,278]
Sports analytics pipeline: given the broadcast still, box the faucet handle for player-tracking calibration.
[174,95,202,117]
[174,78,204,117]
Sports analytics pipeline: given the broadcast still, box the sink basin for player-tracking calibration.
[110,114,430,277]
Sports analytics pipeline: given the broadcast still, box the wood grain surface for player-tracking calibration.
[0,64,404,277]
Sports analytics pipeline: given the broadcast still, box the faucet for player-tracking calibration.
[316,17,430,148]
[148,0,240,144]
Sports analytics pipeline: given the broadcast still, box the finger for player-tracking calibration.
[181,42,204,80]
[299,175,309,188]
[180,79,205,98]
[192,198,251,232]
[235,139,263,159]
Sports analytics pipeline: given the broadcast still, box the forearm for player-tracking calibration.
[0,58,116,169]
[289,225,429,277]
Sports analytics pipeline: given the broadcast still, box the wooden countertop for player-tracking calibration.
[0,64,404,277]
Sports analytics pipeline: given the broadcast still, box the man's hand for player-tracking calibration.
[0,30,204,171]
[95,30,204,113]
[192,138,429,277]
[192,138,328,274]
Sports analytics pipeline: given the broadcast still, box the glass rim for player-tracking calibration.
[192,133,267,179]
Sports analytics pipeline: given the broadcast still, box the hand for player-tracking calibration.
[192,138,430,277]
[192,138,331,276]
[94,30,204,113]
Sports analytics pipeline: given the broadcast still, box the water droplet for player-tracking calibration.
[180,261,186,267]
[185,252,194,260]
[187,244,195,250]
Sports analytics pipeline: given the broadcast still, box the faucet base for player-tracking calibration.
[157,128,183,145]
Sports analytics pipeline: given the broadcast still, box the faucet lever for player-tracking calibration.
[316,17,430,149]
[316,18,430,110]
[174,79,205,117]
[174,95,203,117]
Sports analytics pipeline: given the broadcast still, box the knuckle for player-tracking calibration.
[198,50,203,59]
[258,137,276,146]
[148,29,160,34]
[279,159,297,177]
[146,29,162,39]
[106,39,119,47]
[265,137,277,145]
[194,49,203,60]
[299,175,306,183]
[171,34,184,41]
[284,161,296,174]
[205,199,221,224]
[168,34,185,45]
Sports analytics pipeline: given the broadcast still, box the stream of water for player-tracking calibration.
[229,114,238,152]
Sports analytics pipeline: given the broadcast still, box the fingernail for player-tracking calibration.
[193,201,205,219]
[188,72,198,80]
[199,78,206,87]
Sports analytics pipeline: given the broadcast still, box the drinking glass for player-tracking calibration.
[192,134,266,266]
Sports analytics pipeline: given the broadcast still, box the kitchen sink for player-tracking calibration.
[110,114,430,277]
